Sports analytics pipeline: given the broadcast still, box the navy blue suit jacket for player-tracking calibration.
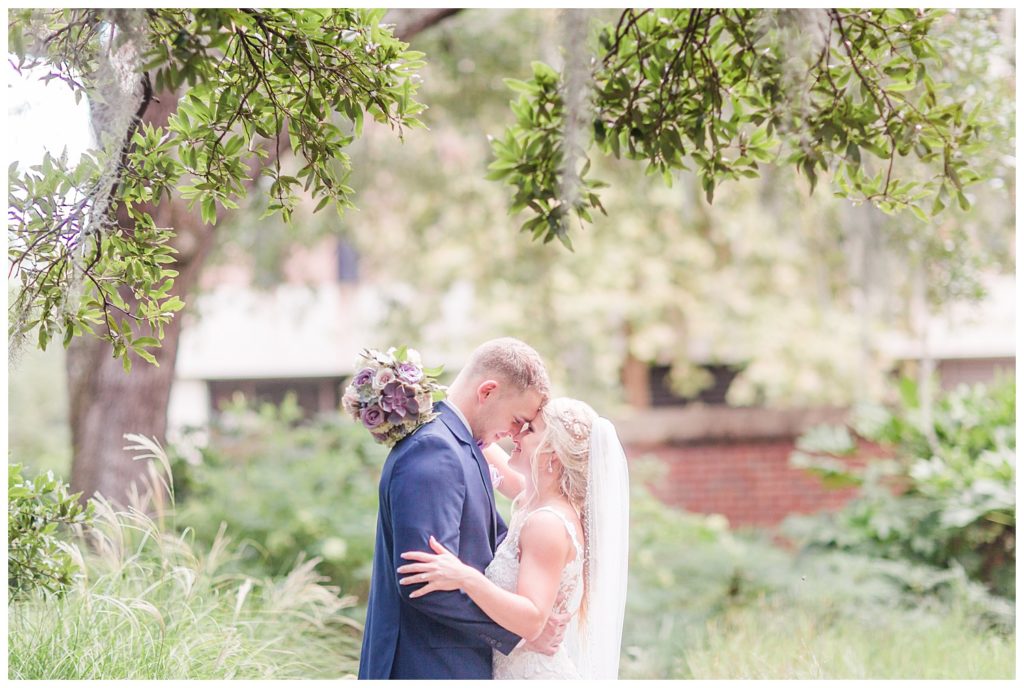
[358,402,521,679]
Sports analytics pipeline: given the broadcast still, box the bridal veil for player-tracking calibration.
[566,416,629,679]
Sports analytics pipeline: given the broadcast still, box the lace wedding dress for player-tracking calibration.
[484,505,584,679]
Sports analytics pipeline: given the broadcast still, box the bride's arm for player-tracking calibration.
[398,512,571,641]
[481,443,525,500]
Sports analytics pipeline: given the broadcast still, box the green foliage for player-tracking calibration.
[8,9,1011,416]
[786,377,1016,597]
[8,463,94,597]
[623,458,1013,679]
[491,8,991,245]
[173,394,386,598]
[8,8,425,366]
[8,461,362,679]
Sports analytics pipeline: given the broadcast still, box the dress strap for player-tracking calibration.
[528,506,584,560]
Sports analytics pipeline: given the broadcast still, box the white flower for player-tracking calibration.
[341,390,360,416]
[373,367,397,390]
[406,348,423,366]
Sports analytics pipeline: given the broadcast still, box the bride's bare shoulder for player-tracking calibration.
[520,505,581,565]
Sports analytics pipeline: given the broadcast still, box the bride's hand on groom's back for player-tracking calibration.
[523,609,569,656]
[398,536,477,598]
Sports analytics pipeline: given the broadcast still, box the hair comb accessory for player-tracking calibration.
[557,409,590,442]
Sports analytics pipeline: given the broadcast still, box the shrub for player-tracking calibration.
[622,457,1014,679]
[786,377,1015,597]
[172,394,387,598]
[8,463,93,596]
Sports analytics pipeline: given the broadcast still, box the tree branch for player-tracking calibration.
[387,8,462,41]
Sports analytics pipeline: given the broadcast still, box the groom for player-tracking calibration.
[359,338,561,679]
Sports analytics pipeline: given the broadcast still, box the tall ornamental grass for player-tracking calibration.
[8,436,362,679]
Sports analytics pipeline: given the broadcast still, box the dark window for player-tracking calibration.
[208,377,348,418]
[648,364,741,407]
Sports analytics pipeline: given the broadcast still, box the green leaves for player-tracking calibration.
[151,7,423,228]
[8,463,95,597]
[8,144,184,373]
[176,397,388,596]
[9,8,427,367]
[487,57,610,247]
[789,377,1016,597]
[492,8,990,246]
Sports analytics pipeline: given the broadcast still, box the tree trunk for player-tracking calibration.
[68,88,217,504]
[66,10,459,505]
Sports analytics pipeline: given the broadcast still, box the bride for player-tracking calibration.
[397,398,630,679]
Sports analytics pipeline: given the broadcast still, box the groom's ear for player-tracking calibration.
[476,380,499,402]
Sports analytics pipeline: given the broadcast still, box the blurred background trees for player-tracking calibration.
[334,8,1014,410]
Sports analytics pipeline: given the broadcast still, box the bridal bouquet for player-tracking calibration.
[342,347,447,448]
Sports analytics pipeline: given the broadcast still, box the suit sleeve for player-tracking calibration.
[389,433,522,653]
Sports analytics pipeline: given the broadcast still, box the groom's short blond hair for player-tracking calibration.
[462,338,551,402]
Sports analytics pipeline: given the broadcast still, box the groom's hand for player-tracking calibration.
[523,610,569,656]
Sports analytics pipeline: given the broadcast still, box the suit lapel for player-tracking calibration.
[469,439,499,547]
[437,402,499,548]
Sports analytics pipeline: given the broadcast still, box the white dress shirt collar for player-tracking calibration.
[443,400,474,440]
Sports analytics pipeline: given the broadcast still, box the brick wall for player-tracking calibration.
[616,355,1012,528]
[937,357,1015,389]
[626,439,862,528]
[615,406,865,528]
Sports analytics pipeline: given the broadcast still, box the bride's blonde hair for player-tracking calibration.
[524,397,598,623]
[531,398,596,513]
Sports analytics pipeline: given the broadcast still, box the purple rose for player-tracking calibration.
[360,404,386,429]
[380,381,417,417]
[372,431,389,443]
[396,362,424,385]
[353,367,375,387]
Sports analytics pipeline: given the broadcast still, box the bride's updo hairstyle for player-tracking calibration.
[531,397,598,515]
